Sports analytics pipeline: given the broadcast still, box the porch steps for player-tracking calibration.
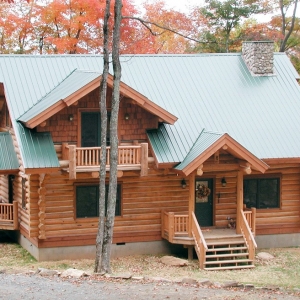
[204,235,254,271]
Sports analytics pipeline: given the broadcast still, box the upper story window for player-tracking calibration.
[243,177,280,209]
[81,111,111,147]
[75,183,121,218]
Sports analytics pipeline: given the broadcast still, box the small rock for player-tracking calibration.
[256,252,274,261]
[37,268,59,277]
[181,278,197,285]
[110,273,132,279]
[160,256,188,267]
[151,277,172,282]
[222,281,239,288]
[199,279,212,286]
[244,284,254,289]
[60,268,88,278]
[131,276,144,281]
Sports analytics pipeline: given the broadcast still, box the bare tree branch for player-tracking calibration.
[122,16,213,45]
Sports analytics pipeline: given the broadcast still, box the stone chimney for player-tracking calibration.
[242,41,274,76]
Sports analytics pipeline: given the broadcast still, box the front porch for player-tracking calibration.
[60,143,149,179]
[0,201,18,230]
[161,208,257,270]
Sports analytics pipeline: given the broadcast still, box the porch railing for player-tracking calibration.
[191,212,207,269]
[243,207,256,235]
[0,201,18,230]
[161,211,189,242]
[64,143,148,179]
[240,209,257,261]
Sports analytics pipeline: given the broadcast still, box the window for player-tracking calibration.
[243,177,280,209]
[76,184,121,218]
[22,178,26,209]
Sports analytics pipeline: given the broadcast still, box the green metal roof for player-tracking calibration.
[19,69,101,123]
[175,131,224,171]
[0,132,19,171]
[16,123,59,169]
[1,52,300,169]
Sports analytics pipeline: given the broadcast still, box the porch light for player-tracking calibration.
[181,179,187,189]
[68,114,74,121]
[221,177,227,187]
[124,113,129,120]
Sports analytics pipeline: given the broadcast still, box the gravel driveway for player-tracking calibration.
[0,273,299,300]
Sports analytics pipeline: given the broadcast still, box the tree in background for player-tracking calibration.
[192,0,267,53]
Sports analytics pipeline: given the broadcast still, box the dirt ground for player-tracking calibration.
[1,233,300,299]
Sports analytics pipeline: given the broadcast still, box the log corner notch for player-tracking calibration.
[196,164,203,176]
[140,143,148,177]
[238,160,251,175]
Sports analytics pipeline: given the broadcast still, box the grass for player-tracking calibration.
[0,239,300,290]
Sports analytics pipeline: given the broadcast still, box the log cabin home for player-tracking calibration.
[1,41,300,270]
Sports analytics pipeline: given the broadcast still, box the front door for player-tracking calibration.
[195,178,213,227]
[81,112,101,147]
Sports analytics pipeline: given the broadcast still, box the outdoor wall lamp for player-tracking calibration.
[124,113,129,120]
[181,179,187,189]
[68,114,74,121]
[221,177,227,187]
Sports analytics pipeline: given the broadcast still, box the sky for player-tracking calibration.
[134,0,204,13]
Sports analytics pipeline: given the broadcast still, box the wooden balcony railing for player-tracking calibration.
[62,143,148,179]
[240,209,257,261]
[243,207,256,236]
[0,201,18,230]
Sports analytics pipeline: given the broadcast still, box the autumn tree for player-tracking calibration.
[194,0,266,52]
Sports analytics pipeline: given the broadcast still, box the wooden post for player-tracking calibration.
[236,171,243,234]
[188,173,195,237]
[13,201,18,230]
[169,212,174,243]
[140,143,148,177]
[62,142,69,160]
[187,246,193,261]
[251,207,256,236]
[69,145,76,179]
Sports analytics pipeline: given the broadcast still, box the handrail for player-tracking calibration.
[240,209,257,261]
[243,207,256,235]
[191,212,207,269]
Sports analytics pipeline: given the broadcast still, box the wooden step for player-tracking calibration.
[206,240,245,247]
[206,246,248,253]
[206,252,249,259]
[204,264,255,271]
[205,258,253,265]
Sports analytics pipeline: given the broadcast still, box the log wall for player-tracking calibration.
[26,163,189,248]
[0,175,8,202]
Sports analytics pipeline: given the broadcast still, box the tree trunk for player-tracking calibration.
[94,0,123,274]
[100,0,123,274]
[279,0,298,52]
[94,0,111,274]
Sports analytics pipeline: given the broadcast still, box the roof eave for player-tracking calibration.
[178,134,269,176]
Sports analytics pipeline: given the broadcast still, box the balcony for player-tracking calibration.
[61,143,148,179]
[0,201,18,230]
